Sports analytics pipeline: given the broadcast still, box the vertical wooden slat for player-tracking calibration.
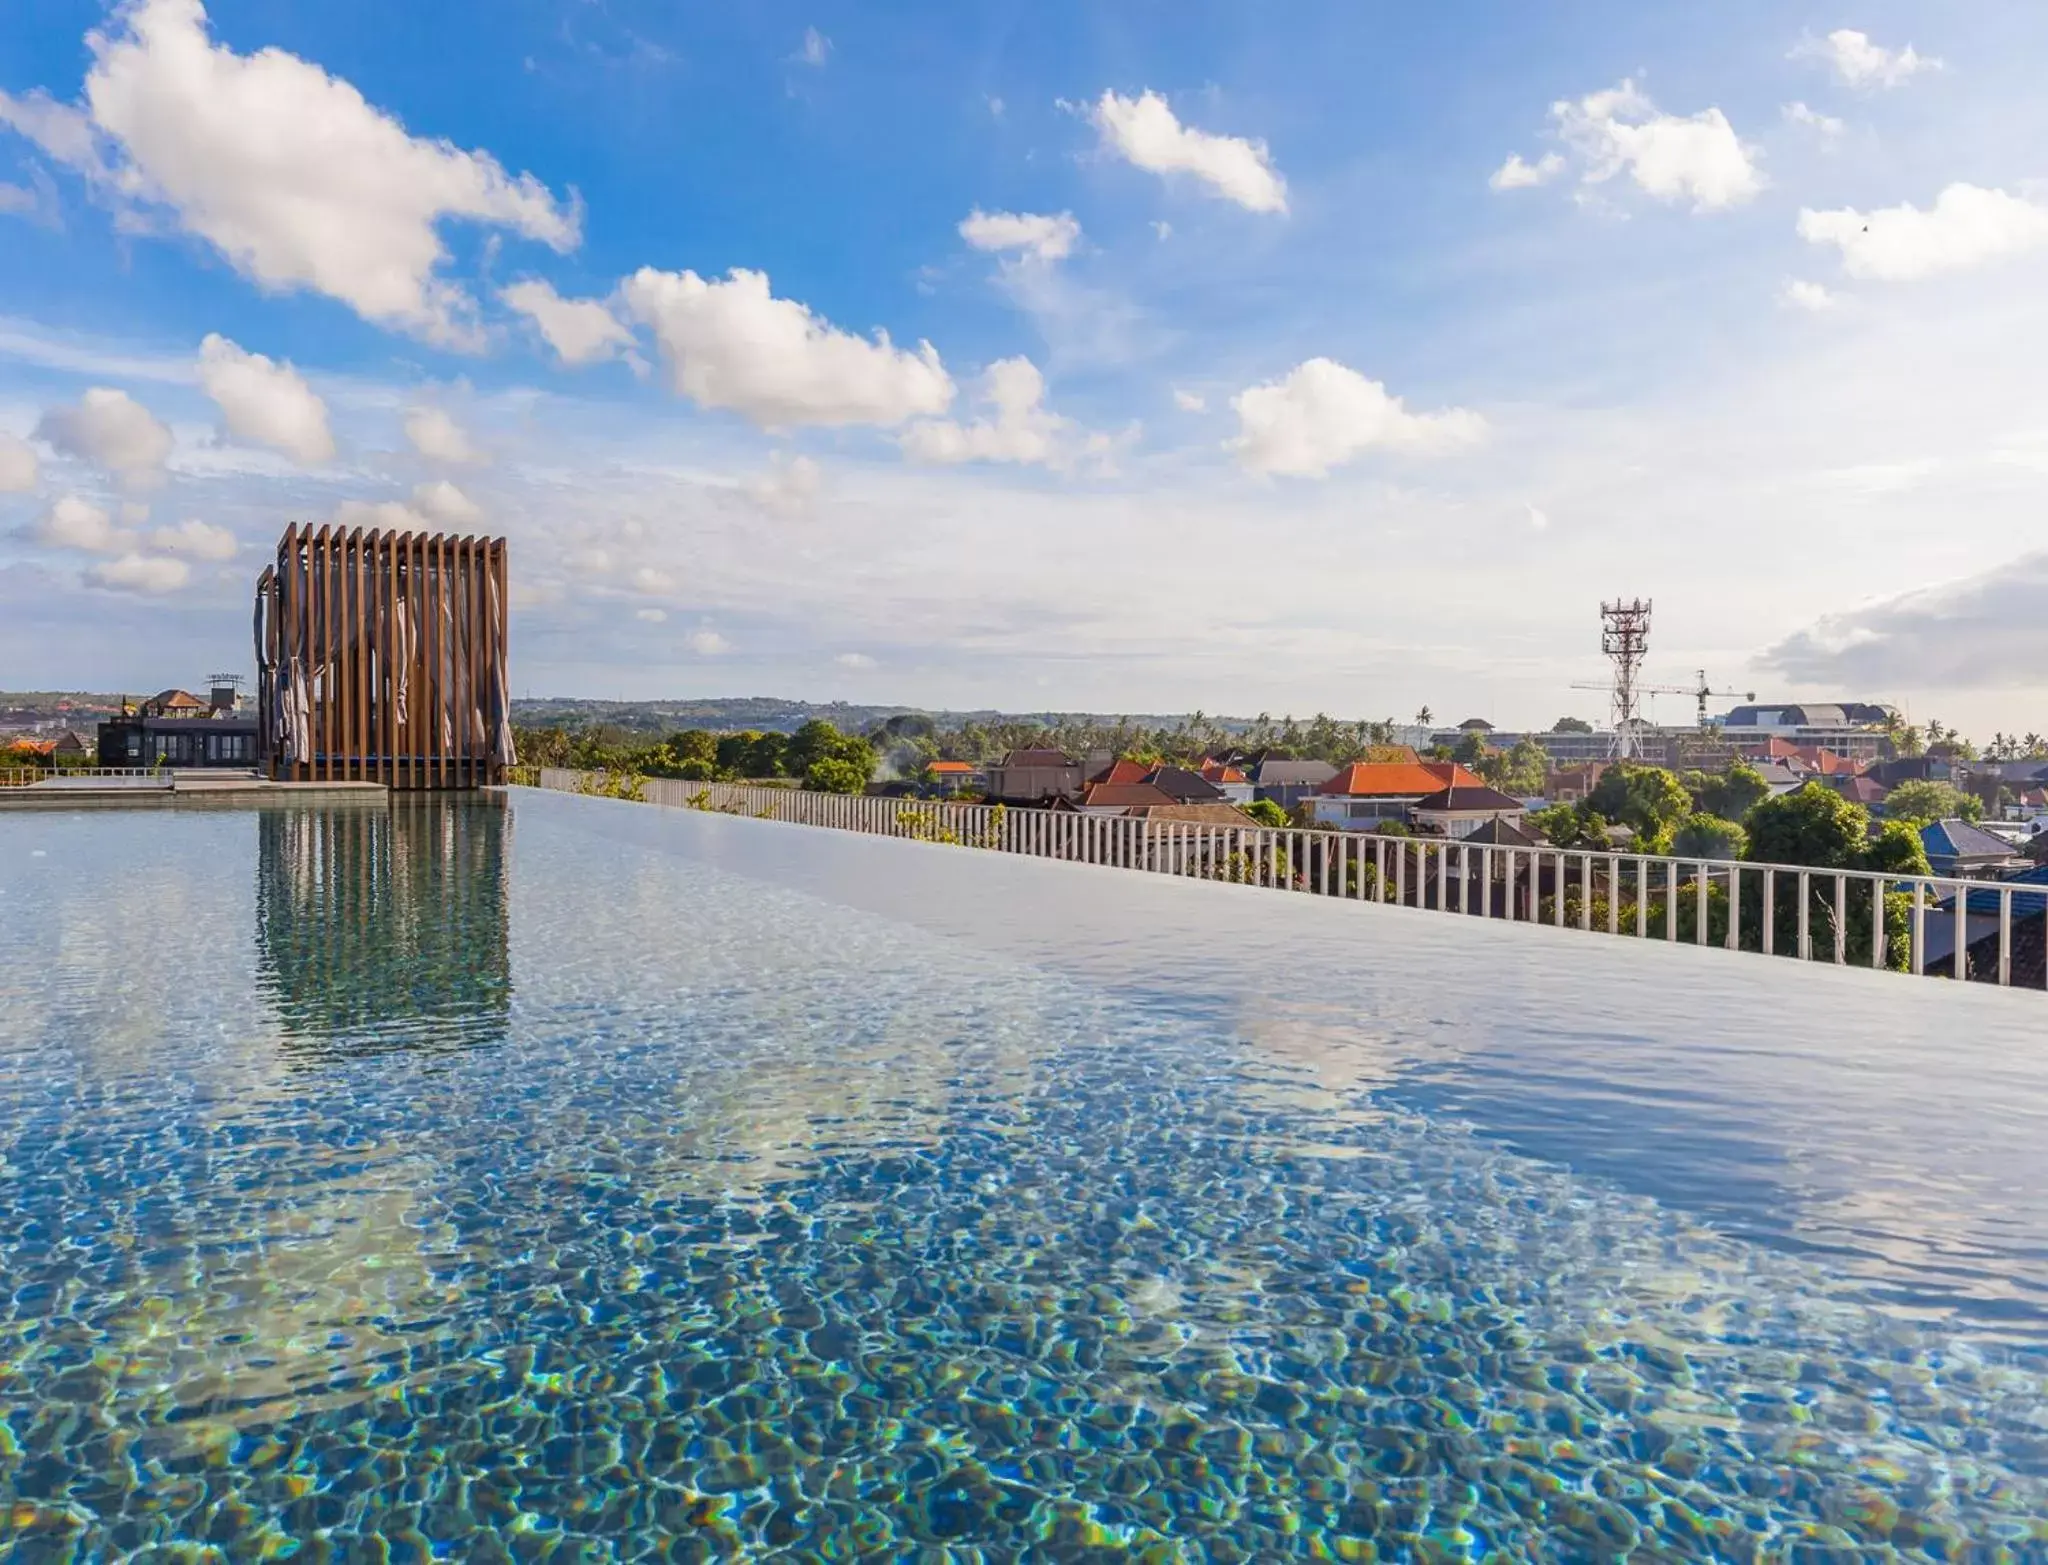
[352,528,369,782]
[338,529,355,781]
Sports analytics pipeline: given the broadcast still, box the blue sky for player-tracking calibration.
[4,2,2047,733]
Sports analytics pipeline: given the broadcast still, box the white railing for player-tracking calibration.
[0,766,172,789]
[528,769,2046,991]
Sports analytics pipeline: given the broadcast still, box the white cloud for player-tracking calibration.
[411,478,482,527]
[836,651,876,669]
[12,0,579,346]
[36,494,128,553]
[86,552,189,593]
[622,266,954,428]
[1781,278,1838,312]
[1488,151,1564,191]
[1172,388,1206,412]
[633,565,675,593]
[901,356,1071,468]
[687,628,730,655]
[1151,220,1172,241]
[500,279,633,365]
[404,405,484,464]
[1781,101,1844,140]
[958,208,1081,263]
[1229,358,1486,477]
[635,607,667,623]
[796,27,831,67]
[34,387,173,488]
[195,333,333,464]
[0,431,37,491]
[1798,185,2048,282]
[1795,29,1940,90]
[334,498,428,530]
[1091,90,1288,214]
[148,516,236,559]
[1549,80,1763,211]
[748,453,822,515]
[1525,503,1551,531]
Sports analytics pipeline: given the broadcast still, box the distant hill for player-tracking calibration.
[510,696,1230,736]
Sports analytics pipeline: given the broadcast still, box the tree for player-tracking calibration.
[1694,760,1769,822]
[1584,762,1691,851]
[804,756,869,794]
[1415,706,1433,729]
[1671,814,1746,861]
[1479,739,1547,797]
[1241,798,1288,829]
[1530,802,1609,849]
[1551,716,1593,734]
[1745,782,1869,869]
[1452,731,1491,767]
[1883,778,1979,826]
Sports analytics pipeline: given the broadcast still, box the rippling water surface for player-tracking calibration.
[1,791,2044,1561]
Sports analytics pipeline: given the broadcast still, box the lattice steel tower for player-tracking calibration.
[1600,598,1653,760]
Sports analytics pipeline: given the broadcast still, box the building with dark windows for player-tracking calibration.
[96,679,259,769]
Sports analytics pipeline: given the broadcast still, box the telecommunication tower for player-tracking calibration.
[1599,598,1653,759]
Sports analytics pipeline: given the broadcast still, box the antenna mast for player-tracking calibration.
[1599,598,1652,760]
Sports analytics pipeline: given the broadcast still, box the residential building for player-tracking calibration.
[1544,763,1609,804]
[1251,758,1338,811]
[1307,760,1481,831]
[1198,760,1254,804]
[925,759,985,794]
[97,683,260,770]
[1920,818,2029,879]
[1410,783,1530,840]
[1087,757,1150,787]
[1143,765,1227,806]
[984,748,1084,804]
[1829,775,1891,810]
[1078,782,1177,816]
[1927,866,2048,979]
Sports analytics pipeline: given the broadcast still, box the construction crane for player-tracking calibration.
[1570,668,1753,729]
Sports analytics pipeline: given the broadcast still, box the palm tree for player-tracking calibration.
[1416,705,1434,729]
[2027,732,2045,758]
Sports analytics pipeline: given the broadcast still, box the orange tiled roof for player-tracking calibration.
[927,760,979,774]
[1198,761,1248,784]
[1319,761,1481,797]
[1091,758,1149,786]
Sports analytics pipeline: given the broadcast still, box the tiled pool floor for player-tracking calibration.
[1,794,2043,1560]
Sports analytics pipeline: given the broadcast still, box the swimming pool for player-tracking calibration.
[2,789,2044,1559]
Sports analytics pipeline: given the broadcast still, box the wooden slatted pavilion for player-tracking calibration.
[255,524,513,789]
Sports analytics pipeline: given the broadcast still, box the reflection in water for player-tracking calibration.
[256,796,511,1058]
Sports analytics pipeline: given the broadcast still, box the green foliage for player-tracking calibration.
[803,755,869,794]
[1882,778,1979,825]
[1744,782,1870,870]
[1372,820,1412,839]
[1691,760,1770,822]
[1241,798,1288,829]
[1477,739,1547,798]
[1863,819,1932,877]
[1671,813,1746,861]
[1451,731,1490,766]
[574,768,647,801]
[1551,716,1594,734]
[1528,802,1584,847]
[1584,762,1692,851]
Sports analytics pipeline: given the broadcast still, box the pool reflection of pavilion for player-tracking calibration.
[256,796,512,1059]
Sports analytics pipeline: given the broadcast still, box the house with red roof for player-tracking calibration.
[1306,760,1485,831]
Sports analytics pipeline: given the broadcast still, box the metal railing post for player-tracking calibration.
[1762,868,1775,956]
[1911,882,1925,975]
[1954,882,1968,982]
[1999,886,2012,987]
[1728,865,1742,951]
[1797,870,1811,961]
[1696,861,1708,946]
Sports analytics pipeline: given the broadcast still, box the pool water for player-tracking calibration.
[2,791,2045,1561]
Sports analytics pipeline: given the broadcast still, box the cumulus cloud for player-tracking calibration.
[334,498,428,531]
[1488,151,1564,191]
[404,405,483,464]
[958,208,1081,263]
[0,431,37,491]
[0,0,579,346]
[500,278,633,365]
[796,27,831,67]
[621,266,954,428]
[835,652,875,669]
[1546,80,1763,211]
[1763,552,2048,689]
[86,552,190,593]
[148,517,236,559]
[35,494,128,553]
[1091,90,1288,214]
[901,357,1072,468]
[1229,358,1485,477]
[1172,388,1206,412]
[1781,101,1844,140]
[632,565,675,593]
[1780,279,1838,312]
[635,607,667,623]
[1798,185,2048,282]
[687,628,730,656]
[1794,29,1940,90]
[411,478,482,527]
[34,388,172,488]
[196,333,333,464]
